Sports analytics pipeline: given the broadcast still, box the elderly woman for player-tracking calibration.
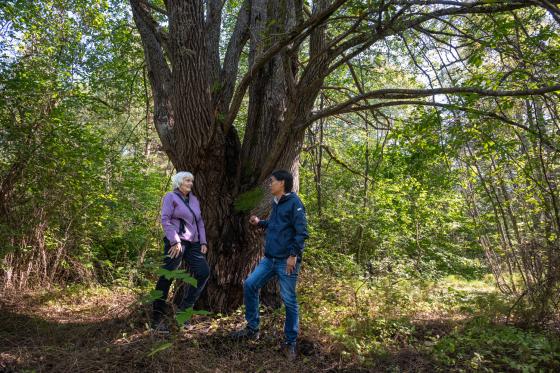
[151,171,210,333]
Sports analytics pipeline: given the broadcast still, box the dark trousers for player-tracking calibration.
[152,239,210,322]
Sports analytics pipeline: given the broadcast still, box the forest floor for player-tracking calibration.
[0,287,432,372]
[1,287,365,372]
[1,268,559,372]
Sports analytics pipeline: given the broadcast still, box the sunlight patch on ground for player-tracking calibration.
[1,285,138,323]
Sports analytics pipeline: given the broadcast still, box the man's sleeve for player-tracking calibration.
[288,200,309,257]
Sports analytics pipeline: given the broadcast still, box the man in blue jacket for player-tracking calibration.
[231,169,308,360]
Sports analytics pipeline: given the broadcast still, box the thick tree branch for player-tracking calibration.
[216,0,250,114]
[143,0,167,16]
[223,0,349,133]
[167,0,218,164]
[308,85,560,125]
[307,99,560,151]
[529,0,560,24]
[206,0,225,87]
[325,1,530,76]
[133,0,170,55]
[130,0,175,158]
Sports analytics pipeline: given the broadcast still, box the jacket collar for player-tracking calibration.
[173,188,191,201]
[274,192,292,204]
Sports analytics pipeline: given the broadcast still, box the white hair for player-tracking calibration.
[172,171,194,189]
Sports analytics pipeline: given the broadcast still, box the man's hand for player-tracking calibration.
[286,256,297,275]
[249,215,260,225]
[169,243,182,258]
[201,244,208,254]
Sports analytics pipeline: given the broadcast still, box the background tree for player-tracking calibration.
[0,0,168,289]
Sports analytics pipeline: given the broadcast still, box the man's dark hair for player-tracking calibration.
[271,169,293,193]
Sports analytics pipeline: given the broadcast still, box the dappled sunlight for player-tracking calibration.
[2,0,560,371]
[0,287,357,372]
[1,285,138,324]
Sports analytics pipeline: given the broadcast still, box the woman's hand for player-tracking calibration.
[249,215,260,225]
[201,244,208,254]
[169,243,183,258]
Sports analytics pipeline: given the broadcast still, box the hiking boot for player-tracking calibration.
[151,320,170,335]
[283,343,297,361]
[230,326,260,341]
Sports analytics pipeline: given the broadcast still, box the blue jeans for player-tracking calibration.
[244,256,301,344]
[153,239,210,322]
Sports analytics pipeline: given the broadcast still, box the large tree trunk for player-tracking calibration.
[130,0,329,312]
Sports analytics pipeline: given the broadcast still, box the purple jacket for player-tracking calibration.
[161,189,207,246]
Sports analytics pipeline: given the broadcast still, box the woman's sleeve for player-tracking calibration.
[161,193,180,245]
[196,197,208,246]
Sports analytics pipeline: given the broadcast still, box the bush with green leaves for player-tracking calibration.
[0,0,167,287]
[431,318,560,372]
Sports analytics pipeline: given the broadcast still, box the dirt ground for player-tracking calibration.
[0,287,435,373]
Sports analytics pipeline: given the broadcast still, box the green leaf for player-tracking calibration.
[140,289,163,305]
[147,342,172,357]
[155,269,197,286]
[175,308,193,325]
[234,187,264,213]
[175,308,210,325]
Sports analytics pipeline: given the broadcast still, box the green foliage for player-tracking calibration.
[155,268,197,287]
[432,318,560,372]
[302,246,558,369]
[1,0,559,337]
[233,187,264,213]
[301,105,485,282]
[175,307,210,326]
[140,289,163,305]
[0,0,167,287]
